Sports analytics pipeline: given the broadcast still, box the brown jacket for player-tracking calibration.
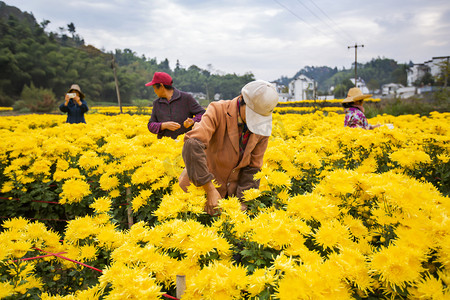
[182,96,269,198]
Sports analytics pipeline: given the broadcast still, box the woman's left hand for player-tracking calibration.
[183,118,195,128]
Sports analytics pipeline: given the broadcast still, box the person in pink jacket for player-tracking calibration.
[342,87,381,129]
[179,80,279,215]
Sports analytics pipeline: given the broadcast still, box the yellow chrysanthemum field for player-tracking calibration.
[0,110,449,299]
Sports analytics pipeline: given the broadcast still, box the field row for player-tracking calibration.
[0,111,449,299]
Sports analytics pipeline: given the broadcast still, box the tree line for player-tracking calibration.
[1,1,445,111]
[0,1,254,111]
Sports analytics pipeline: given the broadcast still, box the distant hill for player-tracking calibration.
[275,59,411,97]
[0,1,35,24]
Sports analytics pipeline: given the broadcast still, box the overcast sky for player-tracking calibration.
[4,0,450,81]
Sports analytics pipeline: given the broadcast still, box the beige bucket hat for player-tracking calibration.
[342,87,372,103]
[67,84,85,99]
[241,80,279,136]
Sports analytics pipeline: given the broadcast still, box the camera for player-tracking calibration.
[67,93,77,98]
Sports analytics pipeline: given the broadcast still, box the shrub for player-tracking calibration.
[0,92,14,107]
[19,83,57,113]
[131,99,151,114]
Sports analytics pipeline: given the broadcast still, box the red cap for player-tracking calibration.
[145,72,173,86]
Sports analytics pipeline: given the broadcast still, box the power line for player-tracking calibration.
[273,0,348,47]
[307,0,355,42]
[295,0,352,44]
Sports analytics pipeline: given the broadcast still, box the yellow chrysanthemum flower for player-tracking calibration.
[99,264,163,299]
[408,274,449,299]
[0,281,14,298]
[246,268,276,296]
[369,244,425,289]
[182,261,248,300]
[99,174,120,191]
[90,196,112,214]
[59,178,91,204]
[242,188,261,201]
[390,149,431,168]
[313,219,351,251]
[131,189,153,212]
[79,244,98,262]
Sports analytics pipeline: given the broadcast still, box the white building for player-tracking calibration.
[407,56,449,86]
[382,83,404,96]
[396,86,416,99]
[270,82,290,102]
[350,78,370,94]
[288,75,316,101]
[407,64,430,86]
[426,56,449,77]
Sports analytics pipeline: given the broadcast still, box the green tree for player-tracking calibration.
[435,59,450,87]
[415,73,435,86]
[391,66,407,85]
[367,78,380,92]
[67,22,75,37]
[333,79,354,98]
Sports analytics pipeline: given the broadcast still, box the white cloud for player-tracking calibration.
[3,0,450,80]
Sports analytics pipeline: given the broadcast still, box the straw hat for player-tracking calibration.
[67,84,85,99]
[342,87,372,103]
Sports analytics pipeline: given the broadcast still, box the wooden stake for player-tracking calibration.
[126,187,133,228]
[111,55,123,114]
[176,275,186,298]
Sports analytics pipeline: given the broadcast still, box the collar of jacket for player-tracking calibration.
[226,97,240,153]
[227,96,259,157]
[157,88,181,103]
[227,97,264,168]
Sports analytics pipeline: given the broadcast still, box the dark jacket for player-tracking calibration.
[148,88,205,139]
[59,99,89,124]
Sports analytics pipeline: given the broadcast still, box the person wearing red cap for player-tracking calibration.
[146,72,206,139]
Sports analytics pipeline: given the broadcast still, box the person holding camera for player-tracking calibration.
[59,84,89,124]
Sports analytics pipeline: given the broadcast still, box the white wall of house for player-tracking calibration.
[396,86,416,99]
[407,64,430,86]
[382,83,404,96]
[269,82,290,102]
[426,57,449,77]
[288,75,316,101]
[350,78,370,94]
[407,56,449,86]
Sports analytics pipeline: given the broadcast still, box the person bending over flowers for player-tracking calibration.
[179,80,279,216]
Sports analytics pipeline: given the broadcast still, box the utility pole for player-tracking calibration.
[348,43,364,86]
[111,55,122,114]
[445,56,449,88]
